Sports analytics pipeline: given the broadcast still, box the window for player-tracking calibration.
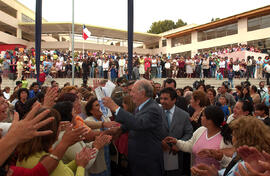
[162,39,167,47]
[21,13,34,22]
[248,13,270,31]
[171,34,191,47]
[197,22,237,42]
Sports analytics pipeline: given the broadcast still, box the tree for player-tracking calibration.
[211,18,220,22]
[175,19,187,28]
[148,20,175,34]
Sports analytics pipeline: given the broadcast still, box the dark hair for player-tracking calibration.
[30,82,39,89]
[17,88,29,100]
[239,100,253,115]
[204,106,232,144]
[53,101,73,121]
[51,80,56,86]
[222,84,229,90]
[198,84,206,92]
[251,85,258,93]
[16,81,22,86]
[176,88,184,96]
[183,86,193,92]
[57,93,78,103]
[207,88,216,97]
[85,97,98,116]
[164,78,176,88]
[160,87,177,100]
[255,103,269,116]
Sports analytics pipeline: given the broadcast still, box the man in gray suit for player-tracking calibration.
[103,80,164,176]
[160,87,193,176]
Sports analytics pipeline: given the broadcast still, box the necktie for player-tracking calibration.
[166,110,171,128]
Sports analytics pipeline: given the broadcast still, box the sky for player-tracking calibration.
[18,0,270,33]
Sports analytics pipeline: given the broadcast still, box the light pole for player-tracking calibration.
[71,0,75,85]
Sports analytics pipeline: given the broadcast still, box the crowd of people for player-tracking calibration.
[0,45,269,85]
[1,72,270,176]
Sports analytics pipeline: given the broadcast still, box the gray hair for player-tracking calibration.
[137,80,153,98]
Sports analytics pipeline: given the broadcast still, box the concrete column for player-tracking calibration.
[191,31,198,57]
[238,17,248,45]
[16,11,22,39]
[17,28,22,39]
[142,43,146,49]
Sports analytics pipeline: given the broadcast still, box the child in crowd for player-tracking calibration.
[219,95,230,121]
[39,69,46,86]
[227,68,235,88]
[110,64,117,82]
[216,69,223,80]
[21,75,28,88]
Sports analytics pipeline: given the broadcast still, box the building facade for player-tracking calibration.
[0,0,269,57]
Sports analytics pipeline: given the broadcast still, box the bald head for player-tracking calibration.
[135,80,154,98]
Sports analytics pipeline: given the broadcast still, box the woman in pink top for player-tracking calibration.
[165,106,232,169]
[144,57,151,72]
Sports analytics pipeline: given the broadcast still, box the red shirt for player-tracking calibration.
[10,162,48,176]
[178,60,185,68]
[39,73,46,83]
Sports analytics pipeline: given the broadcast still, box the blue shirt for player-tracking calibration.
[220,105,230,120]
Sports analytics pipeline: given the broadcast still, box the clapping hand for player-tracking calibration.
[92,134,112,150]
[236,146,270,174]
[197,149,223,161]
[75,147,97,168]
[191,164,218,176]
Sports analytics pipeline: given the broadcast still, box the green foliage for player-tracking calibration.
[175,19,187,28]
[211,18,220,22]
[148,19,187,34]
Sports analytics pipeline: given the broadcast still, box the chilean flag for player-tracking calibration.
[82,25,91,40]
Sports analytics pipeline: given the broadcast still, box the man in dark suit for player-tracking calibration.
[161,78,188,112]
[160,87,193,176]
[103,80,164,176]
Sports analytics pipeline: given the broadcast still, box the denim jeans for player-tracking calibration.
[228,79,234,88]
[157,66,162,78]
[98,66,103,78]
[211,68,216,78]
[90,67,95,78]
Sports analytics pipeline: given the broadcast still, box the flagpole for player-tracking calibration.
[71,0,75,85]
[83,38,84,60]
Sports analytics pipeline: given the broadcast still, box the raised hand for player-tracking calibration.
[43,87,58,108]
[102,97,119,112]
[61,125,89,147]
[7,103,54,144]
